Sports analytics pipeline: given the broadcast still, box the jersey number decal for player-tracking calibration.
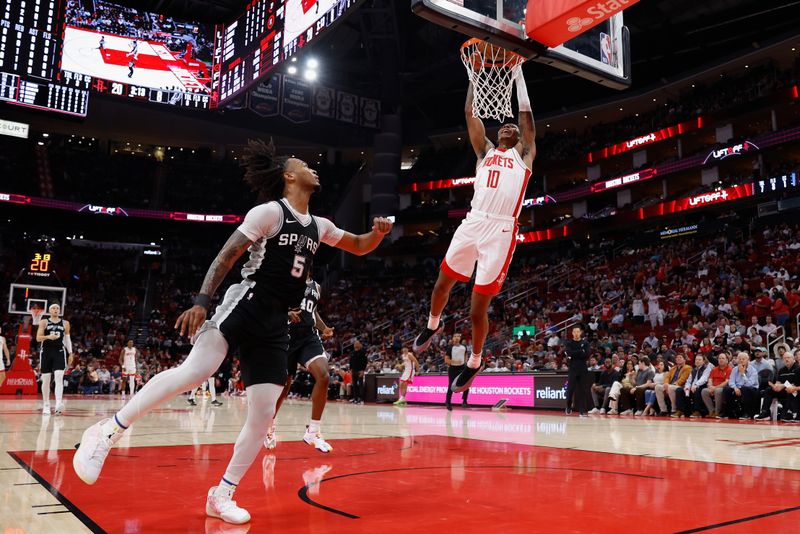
[487,169,500,189]
[291,255,307,278]
[300,298,315,313]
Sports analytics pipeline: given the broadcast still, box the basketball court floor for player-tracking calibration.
[2,395,800,533]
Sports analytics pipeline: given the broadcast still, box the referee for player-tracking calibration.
[445,333,468,411]
[564,325,591,417]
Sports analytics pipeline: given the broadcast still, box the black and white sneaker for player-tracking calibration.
[451,363,484,393]
[188,398,197,406]
[210,400,223,406]
[412,320,445,353]
[753,412,771,421]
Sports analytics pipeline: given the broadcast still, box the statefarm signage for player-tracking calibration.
[702,140,759,164]
[525,0,642,48]
[590,168,656,193]
[587,117,703,163]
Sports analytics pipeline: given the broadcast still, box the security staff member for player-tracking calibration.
[445,333,468,411]
[564,325,591,416]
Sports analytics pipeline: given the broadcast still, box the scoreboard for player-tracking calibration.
[213,0,363,107]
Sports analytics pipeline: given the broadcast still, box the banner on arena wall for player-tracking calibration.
[359,97,381,128]
[375,376,400,402]
[249,75,281,117]
[312,86,335,118]
[405,374,536,407]
[531,375,570,408]
[281,75,312,123]
[336,91,358,124]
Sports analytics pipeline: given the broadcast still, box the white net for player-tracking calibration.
[460,38,525,121]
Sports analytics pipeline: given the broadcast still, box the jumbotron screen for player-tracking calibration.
[213,0,363,107]
[60,0,215,109]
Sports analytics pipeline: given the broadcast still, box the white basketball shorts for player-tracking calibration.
[440,209,518,295]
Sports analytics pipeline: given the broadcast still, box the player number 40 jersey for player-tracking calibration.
[471,147,531,219]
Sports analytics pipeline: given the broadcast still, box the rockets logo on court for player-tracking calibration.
[567,16,594,32]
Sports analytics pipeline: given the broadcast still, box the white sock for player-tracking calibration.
[41,373,51,406]
[101,415,127,438]
[221,382,282,485]
[467,353,482,369]
[116,328,228,428]
[208,378,216,401]
[308,419,321,434]
[215,477,237,498]
[427,314,440,330]
[268,418,276,433]
[54,370,64,405]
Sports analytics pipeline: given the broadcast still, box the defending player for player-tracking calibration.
[120,340,138,397]
[265,274,335,452]
[393,347,419,406]
[73,139,392,525]
[37,304,73,415]
[412,71,536,394]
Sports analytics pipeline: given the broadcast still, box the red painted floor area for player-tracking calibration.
[10,436,800,533]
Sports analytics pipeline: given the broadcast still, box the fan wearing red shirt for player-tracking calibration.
[773,295,791,328]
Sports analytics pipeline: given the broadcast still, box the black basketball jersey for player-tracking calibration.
[291,279,320,332]
[242,200,320,308]
[42,318,65,353]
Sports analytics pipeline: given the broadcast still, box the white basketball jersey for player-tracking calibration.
[123,347,137,369]
[471,147,531,218]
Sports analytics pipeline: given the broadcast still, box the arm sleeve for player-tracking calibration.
[236,202,282,242]
[314,216,345,246]
[64,335,73,354]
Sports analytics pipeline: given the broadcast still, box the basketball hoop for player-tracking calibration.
[460,38,525,121]
[30,308,43,327]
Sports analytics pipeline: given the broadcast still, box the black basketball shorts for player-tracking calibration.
[287,329,327,379]
[40,347,67,374]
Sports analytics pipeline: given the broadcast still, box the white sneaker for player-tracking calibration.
[620,409,633,416]
[55,403,65,415]
[634,410,643,416]
[263,430,277,450]
[608,409,619,415]
[599,408,606,414]
[42,404,51,415]
[73,419,123,485]
[303,431,333,453]
[588,408,599,414]
[206,487,251,524]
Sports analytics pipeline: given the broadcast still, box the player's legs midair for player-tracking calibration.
[469,291,492,359]
[430,271,458,325]
[73,328,228,485]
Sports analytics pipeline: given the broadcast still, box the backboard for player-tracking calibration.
[8,283,67,316]
[411,0,631,89]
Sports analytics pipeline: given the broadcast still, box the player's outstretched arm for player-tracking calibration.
[175,230,253,337]
[515,73,537,168]
[466,82,493,159]
[335,217,393,256]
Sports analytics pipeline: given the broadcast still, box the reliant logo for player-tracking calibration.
[688,189,728,207]
[568,0,634,32]
[536,386,566,400]
[377,384,398,395]
[626,133,657,149]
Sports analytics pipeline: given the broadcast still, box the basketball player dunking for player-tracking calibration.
[73,139,393,525]
[37,304,74,415]
[120,340,139,397]
[265,274,335,452]
[412,72,536,393]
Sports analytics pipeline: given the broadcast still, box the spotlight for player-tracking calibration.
[307,58,319,68]
[303,69,317,81]
[287,65,297,75]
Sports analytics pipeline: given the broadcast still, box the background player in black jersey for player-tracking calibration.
[36,304,73,415]
[265,274,335,452]
[74,139,393,525]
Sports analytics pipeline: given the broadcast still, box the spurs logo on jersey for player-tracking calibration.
[242,199,320,307]
[471,147,532,218]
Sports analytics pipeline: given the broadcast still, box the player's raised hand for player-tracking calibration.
[322,326,334,339]
[175,304,207,338]
[372,217,393,235]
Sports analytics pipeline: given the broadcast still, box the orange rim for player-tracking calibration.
[460,37,525,68]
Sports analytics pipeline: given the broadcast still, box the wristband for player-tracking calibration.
[194,294,212,309]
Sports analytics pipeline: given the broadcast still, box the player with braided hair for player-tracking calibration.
[74,138,394,525]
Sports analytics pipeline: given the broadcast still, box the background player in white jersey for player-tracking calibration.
[126,39,139,60]
[120,340,139,397]
[36,304,74,415]
[74,139,392,525]
[265,274,335,452]
[188,374,223,406]
[412,71,536,394]
[393,347,419,406]
[0,326,10,387]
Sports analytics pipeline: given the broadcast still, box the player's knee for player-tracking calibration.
[316,372,329,388]
[469,306,487,324]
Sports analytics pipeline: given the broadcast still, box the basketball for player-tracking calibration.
[3,0,800,532]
